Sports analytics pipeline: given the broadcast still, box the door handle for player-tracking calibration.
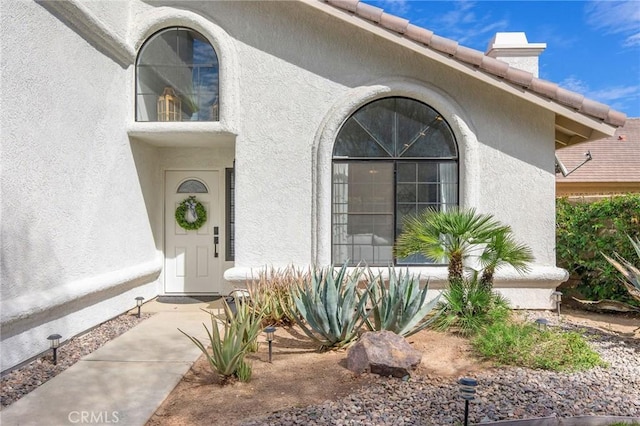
[213,227,219,258]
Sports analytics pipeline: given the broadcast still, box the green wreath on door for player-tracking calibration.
[175,196,207,230]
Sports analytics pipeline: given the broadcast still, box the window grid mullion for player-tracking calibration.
[331,97,458,267]
[352,117,393,158]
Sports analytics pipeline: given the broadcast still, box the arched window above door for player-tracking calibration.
[332,97,458,266]
[177,179,208,193]
[136,27,219,122]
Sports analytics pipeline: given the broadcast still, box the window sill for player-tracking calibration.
[127,121,237,148]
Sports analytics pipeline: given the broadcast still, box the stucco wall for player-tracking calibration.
[0,0,159,371]
[473,88,558,266]
[82,0,132,38]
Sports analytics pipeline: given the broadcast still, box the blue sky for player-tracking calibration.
[365,0,640,117]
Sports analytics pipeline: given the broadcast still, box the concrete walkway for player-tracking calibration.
[1,299,221,426]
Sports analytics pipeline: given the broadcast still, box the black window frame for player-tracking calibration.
[331,97,459,267]
[225,167,235,262]
[135,26,220,122]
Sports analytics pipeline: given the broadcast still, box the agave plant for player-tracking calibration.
[178,298,264,382]
[291,264,370,350]
[363,268,441,337]
[602,234,640,302]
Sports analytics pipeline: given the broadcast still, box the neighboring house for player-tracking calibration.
[556,118,640,198]
[1,0,626,372]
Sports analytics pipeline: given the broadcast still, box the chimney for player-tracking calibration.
[486,32,546,78]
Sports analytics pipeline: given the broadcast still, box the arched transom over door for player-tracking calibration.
[165,171,222,294]
[332,97,459,266]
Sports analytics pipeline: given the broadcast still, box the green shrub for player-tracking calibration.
[178,298,263,383]
[235,359,252,382]
[556,194,640,304]
[434,272,510,336]
[291,264,370,350]
[247,266,301,326]
[473,321,607,371]
[363,268,441,337]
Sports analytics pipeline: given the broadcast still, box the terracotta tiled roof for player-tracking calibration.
[321,0,627,128]
[556,118,640,183]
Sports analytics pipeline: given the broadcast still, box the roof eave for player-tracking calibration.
[301,0,621,146]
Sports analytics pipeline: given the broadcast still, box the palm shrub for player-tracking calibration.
[395,207,510,281]
[178,297,264,383]
[395,208,533,335]
[246,265,301,326]
[478,228,534,290]
[291,264,370,350]
[602,234,640,303]
[363,268,441,337]
[435,272,510,336]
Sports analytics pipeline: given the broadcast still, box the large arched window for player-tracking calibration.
[136,27,219,122]
[332,97,458,266]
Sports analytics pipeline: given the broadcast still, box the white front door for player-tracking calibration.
[164,170,222,294]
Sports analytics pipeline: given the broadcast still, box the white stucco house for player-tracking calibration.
[1,0,626,372]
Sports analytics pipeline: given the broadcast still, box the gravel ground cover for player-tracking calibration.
[242,311,640,425]
[1,312,152,408]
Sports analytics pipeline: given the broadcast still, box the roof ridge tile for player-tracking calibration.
[579,98,610,121]
[379,12,410,33]
[606,110,627,126]
[454,45,484,67]
[355,1,383,22]
[531,78,559,98]
[505,67,534,88]
[405,23,433,45]
[326,0,358,12]
[556,87,585,110]
[430,34,458,55]
[480,55,509,77]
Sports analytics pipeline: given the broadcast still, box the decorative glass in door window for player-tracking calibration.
[177,179,208,193]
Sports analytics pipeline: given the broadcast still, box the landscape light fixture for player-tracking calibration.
[135,296,144,318]
[535,317,549,331]
[458,377,478,426]
[264,326,276,363]
[47,334,62,365]
[552,291,562,317]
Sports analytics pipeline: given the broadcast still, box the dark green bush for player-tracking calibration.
[434,273,511,336]
[556,194,640,304]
